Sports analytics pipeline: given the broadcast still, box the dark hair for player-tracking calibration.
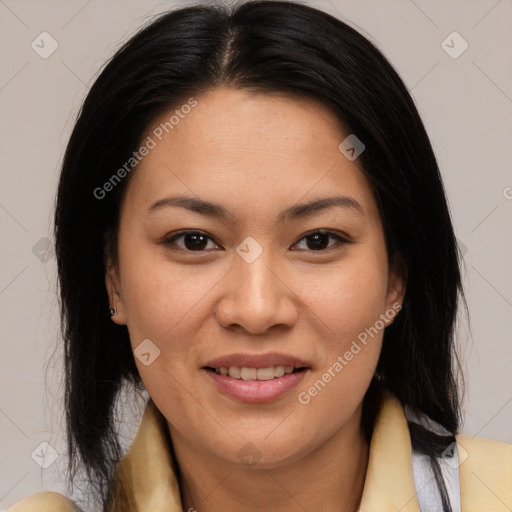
[54,1,465,510]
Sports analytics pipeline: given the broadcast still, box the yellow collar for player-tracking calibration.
[107,392,512,511]
[109,392,419,511]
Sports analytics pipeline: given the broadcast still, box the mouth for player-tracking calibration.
[204,365,308,381]
[201,353,310,403]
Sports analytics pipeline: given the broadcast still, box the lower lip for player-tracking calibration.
[203,369,309,403]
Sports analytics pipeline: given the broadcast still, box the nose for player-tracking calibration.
[215,249,299,335]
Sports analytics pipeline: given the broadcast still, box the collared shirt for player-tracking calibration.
[8,393,512,511]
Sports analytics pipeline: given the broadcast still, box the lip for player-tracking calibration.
[203,367,309,403]
[202,352,311,403]
[203,352,310,369]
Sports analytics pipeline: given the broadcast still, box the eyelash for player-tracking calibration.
[162,229,349,254]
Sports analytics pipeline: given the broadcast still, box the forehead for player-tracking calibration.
[120,87,378,223]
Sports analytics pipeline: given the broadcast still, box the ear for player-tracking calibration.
[105,258,127,325]
[384,253,407,327]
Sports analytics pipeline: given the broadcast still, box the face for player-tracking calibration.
[106,87,404,468]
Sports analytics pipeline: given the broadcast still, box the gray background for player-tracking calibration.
[1,0,511,508]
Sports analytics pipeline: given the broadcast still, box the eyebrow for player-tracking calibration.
[145,195,364,221]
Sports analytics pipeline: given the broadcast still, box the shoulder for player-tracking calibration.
[457,433,512,471]
[6,491,79,512]
[456,434,512,508]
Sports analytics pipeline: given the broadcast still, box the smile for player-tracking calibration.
[203,366,309,403]
[207,365,305,380]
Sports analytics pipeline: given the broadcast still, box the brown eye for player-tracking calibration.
[163,231,220,252]
[292,230,347,251]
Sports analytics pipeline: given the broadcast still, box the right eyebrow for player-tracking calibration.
[146,195,231,219]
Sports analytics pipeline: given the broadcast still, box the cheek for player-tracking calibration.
[294,262,386,426]
[119,255,220,428]
[118,241,224,345]
[295,248,388,402]
[301,251,389,342]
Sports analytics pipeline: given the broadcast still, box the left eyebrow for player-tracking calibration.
[145,195,365,221]
[278,195,364,222]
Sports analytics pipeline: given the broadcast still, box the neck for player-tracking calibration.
[168,404,370,512]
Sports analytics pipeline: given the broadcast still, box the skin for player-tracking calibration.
[106,87,405,512]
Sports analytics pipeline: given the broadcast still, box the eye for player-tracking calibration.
[163,231,221,252]
[162,229,348,253]
[292,230,348,252]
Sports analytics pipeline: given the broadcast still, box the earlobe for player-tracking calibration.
[385,256,407,325]
[389,280,405,308]
[384,285,405,328]
[105,263,126,325]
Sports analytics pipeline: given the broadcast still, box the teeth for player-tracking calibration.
[274,366,285,377]
[256,367,275,380]
[240,367,257,381]
[215,365,299,380]
[228,367,241,379]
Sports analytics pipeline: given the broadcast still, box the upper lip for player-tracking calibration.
[203,352,310,369]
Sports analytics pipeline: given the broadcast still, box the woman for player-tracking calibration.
[8,1,511,511]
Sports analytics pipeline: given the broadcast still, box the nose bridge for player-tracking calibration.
[234,239,282,308]
[215,238,298,333]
